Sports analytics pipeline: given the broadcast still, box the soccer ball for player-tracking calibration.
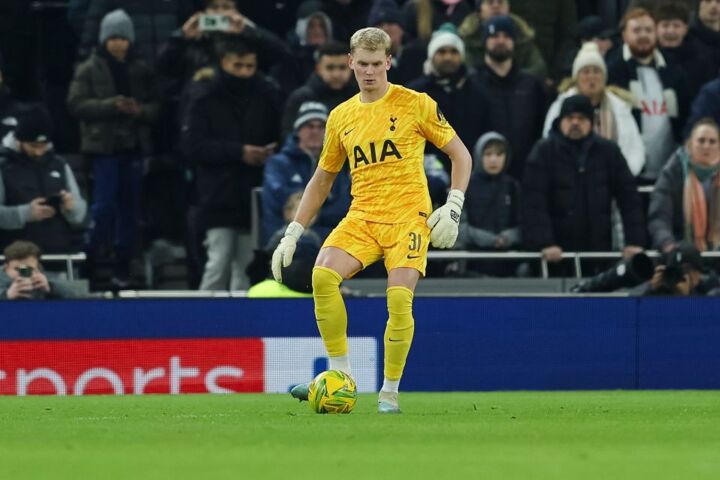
[308,370,357,414]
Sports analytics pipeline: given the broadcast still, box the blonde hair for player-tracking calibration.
[350,27,392,55]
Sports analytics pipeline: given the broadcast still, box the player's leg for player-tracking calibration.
[313,246,363,375]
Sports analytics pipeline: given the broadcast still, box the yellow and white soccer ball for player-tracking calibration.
[308,370,357,414]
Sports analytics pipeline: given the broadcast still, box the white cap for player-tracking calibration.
[427,30,465,61]
[572,42,607,80]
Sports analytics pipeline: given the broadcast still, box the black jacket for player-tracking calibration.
[280,73,357,140]
[661,36,718,106]
[521,127,646,251]
[690,18,720,72]
[408,66,492,173]
[182,72,282,230]
[473,64,547,181]
[606,47,690,144]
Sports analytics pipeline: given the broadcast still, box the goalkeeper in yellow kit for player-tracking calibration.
[272,27,471,413]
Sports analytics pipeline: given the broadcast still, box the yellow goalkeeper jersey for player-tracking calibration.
[319,83,456,224]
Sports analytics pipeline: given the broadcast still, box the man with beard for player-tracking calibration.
[473,15,546,181]
[408,25,492,173]
[656,2,717,103]
[521,95,645,268]
[182,38,282,291]
[607,7,690,183]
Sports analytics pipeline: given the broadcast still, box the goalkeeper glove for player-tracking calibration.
[271,221,304,282]
[427,189,464,249]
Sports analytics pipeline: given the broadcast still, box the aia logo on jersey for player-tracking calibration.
[641,99,668,116]
[436,105,447,125]
[353,140,402,168]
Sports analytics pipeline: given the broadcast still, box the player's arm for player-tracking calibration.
[440,134,471,194]
[293,167,338,228]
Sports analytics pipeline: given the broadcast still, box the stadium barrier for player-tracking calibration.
[1,297,718,396]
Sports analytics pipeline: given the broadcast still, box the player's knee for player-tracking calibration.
[312,266,343,294]
[387,286,414,329]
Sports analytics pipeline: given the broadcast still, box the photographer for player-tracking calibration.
[0,241,86,300]
[0,105,87,254]
[643,243,709,296]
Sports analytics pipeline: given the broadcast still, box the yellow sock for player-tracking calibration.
[384,286,415,381]
[312,266,348,357]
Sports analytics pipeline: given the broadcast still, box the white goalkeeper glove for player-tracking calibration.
[271,221,304,282]
[427,189,464,249]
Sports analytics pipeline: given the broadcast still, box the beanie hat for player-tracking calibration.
[294,101,328,131]
[572,42,607,80]
[482,15,516,43]
[427,23,465,60]
[559,94,594,123]
[99,9,135,45]
[15,105,54,143]
[368,0,403,27]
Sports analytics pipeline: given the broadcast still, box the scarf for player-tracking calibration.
[594,93,617,143]
[679,148,720,251]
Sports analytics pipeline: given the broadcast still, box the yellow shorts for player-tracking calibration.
[322,216,431,277]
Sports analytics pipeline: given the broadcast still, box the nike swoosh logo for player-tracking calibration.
[344,128,356,136]
[388,338,403,342]
[406,255,421,259]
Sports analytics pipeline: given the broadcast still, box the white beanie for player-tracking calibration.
[572,42,607,80]
[427,30,465,61]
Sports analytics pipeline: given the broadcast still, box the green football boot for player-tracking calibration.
[290,382,311,402]
[378,391,401,414]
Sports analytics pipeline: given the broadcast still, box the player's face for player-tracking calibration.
[576,65,605,99]
[432,46,462,76]
[316,54,351,90]
[349,48,391,92]
[220,52,257,78]
[688,125,720,168]
[657,19,688,48]
[623,16,657,59]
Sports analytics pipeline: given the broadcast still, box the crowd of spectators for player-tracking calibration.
[2,0,720,292]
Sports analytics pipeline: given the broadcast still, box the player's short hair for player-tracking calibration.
[3,240,42,263]
[350,27,392,55]
[620,7,655,32]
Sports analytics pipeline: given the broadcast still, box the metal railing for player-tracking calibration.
[0,253,86,280]
[427,250,720,279]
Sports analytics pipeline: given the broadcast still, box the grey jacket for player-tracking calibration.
[0,270,88,300]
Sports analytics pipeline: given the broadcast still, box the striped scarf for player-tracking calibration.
[680,148,720,251]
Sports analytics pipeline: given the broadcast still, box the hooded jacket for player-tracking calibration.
[459,132,521,249]
[521,121,645,251]
[261,134,351,244]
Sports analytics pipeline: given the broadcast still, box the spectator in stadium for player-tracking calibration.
[263,102,350,244]
[78,0,195,63]
[401,0,473,41]
[648,118,720,253]
[0,241,86,300]
[606,7,690,182]
[408,24,492,173]
[0,106,87,254]
[369,0,427,86]
[280,42,356,140]
[685,75,720,139]
[691,0,720,71]
[544,42,646,177]
[297,0,371,43]
[157,0,292,87]
[270,4,333,95]
[67,9,158,285]
[458,0,548,78]
[505,0,577,72]
[0,55,23,142]
[182,38,282,291]
[522,95,646,264]
[655,1,717,98]
[473,15,547,181]
[455,132,520,268]
[554,15,615,81]
[640,242,707,296]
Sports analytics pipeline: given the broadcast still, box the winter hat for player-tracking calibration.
[559,94,594,123]
[368,0,403,27]
[99,9,135,45]
[294,101,328,131]
[482,15,516,43]
[473,131,510,173]
[665,242,704,273]
[15,105,54,143]
[572,42,607,80]
[427,23,465,61]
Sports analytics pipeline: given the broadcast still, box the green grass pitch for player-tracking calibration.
[1,391,719,479]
